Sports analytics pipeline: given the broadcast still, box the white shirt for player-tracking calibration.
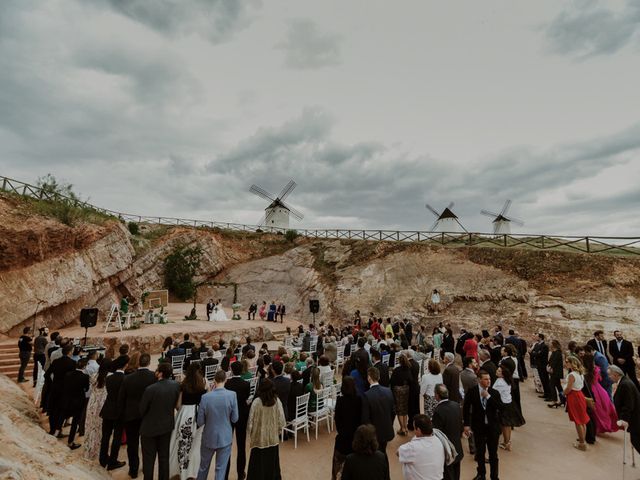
[420,373,443,397]
[84,359,99,377]
[492,378,512,403]
[398,435,445,480]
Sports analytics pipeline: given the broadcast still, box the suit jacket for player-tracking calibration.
[334,394,362,455]
[225,376,251,423]
[100,371,125,421]
[441,335,455,354]
[362,384,395,444]
[587,338,608,358]
[197,387,239,449]
[442,363,461,403]
[489,346,503,366]
[432,399,463,462]
[62,369,90,415]
[118,368,157,422]
[46,356,76,395]
[531,342,549,369]
[613,376,640,434]
[139,378,180,437]
[463,385,503,434]
[609,339,634,365]
[351,348,369,372]
[460,368,478,395]
[273,375,291,420]
[455,332,472,356]
[373,361,390,387]
[547,350,564,380]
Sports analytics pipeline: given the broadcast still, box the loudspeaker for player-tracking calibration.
[80,308,98,328]
[309,299,320,314]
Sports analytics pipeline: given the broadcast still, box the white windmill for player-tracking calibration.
[249,180,304,230]
[480,199,524,235]
[426,202,467,233]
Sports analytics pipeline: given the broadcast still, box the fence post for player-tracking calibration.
[441,233,444,244]
[541,236,545,248]
[586,237,590,253]
[503,234,507,247]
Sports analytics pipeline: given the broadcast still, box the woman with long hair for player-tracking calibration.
[305,367,324,411]
[124,351,140,375]
[582,352,618,434]
[169,362,208,480]
[563,356,591,451]
[500,344,522,415]
[247,379,286,480]
[349,359,369,397]
[420,359,443,418]
[331,377,362,480]
[547,340,565,408]
[341,424,389,480]
[161,336,173,358]
[493,365,525,451]
[83,359,111,461]
[390,354,412,436]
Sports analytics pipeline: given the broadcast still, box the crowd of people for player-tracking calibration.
[17,314,640,480]
[247,301,286,322]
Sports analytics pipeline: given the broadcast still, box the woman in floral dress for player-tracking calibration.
[83,360,110,461]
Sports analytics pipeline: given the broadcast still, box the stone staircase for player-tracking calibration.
[0,342,32,380]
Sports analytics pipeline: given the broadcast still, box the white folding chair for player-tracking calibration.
[308,387,333,439]
[248,365,258,377]
[185,348,192,358]
[282,392,310,448]
[335,349,344,370]
[320,370,334,389]
[171,355,185,379]
[200,352,208,360]
[328,382,341,428]
[248,376,259,403]
[205,364,218,383]
[382,354,390,366]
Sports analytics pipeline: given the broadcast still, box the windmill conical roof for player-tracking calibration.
[266,198,290,211]
[439,207,458,219]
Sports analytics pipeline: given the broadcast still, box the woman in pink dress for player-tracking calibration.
[258,301,267,320]
[583,352,618,434]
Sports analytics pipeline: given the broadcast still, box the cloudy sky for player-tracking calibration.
[1,0,640,236]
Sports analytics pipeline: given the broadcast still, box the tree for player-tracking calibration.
[164,244,204,302]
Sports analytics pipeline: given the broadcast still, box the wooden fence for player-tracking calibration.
[2,174,639,256]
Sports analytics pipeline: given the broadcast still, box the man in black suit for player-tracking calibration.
[371,349,390,387]
[241,336,255,355]
[531,333,551,400]
[179,333,195,352]
[478,350,497,385]
[362,367,395,457]
[609,365,640,455]
[463,370,503,480]
[100,356,128,471]
[609,330,639,388]
[505,330,526,382]
[442,352,461,403]
[225,361,251,480]
[587,330,608,358]
[271,361,291,422]
[118,353,156,478]
[350,337,370,372]
[46,343,76,436]
[139,362,180,480]
[432,384,463,480]
[455,329,472,357]
[62,357,90,450]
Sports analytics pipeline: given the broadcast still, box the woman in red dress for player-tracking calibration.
[563,356,591,451]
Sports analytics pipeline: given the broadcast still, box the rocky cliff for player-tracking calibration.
[1,192,640,342]
[0,375,111,479]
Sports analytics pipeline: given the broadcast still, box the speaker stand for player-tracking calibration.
[83,326,89,347]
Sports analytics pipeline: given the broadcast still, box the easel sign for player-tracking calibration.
[142,289,169,310]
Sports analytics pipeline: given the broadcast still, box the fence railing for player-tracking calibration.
[2,174,639,256]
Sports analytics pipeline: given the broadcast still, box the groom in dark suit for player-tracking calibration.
[463,370,503,480]
[118,353,156,478]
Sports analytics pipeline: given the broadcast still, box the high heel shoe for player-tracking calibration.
[547,402,561,408]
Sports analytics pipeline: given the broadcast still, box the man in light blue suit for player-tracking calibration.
[197,370,239,480]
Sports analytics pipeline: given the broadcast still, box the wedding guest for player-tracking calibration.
[168,363,207,480]
[140,363,181,480]
[494,365,525,451]
[246,379,287,480]
[547,340,565,408]
[33,327,48,387]
[46,344,75,437]
[390,354,412,436]
[420,359,443,418]
[341,425,390,480]
[258,301,267,320]
[99,356,127,471]
[582,352,618,434]
[17,326,32,383]
[442,353,461,403]
[247,302,257,321]
[609,330,638,388]
[196,369,238,480]
[563,356,590,451]
[225,361,251,480]
[608,365,640,456]
[331,377,362,480]
[397,415,445,480]
[62,357,90,450]
[362,367,395,464]
[432,384,463,480]
[84,360,110,460]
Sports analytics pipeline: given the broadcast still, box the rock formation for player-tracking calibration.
[1,192,640,342]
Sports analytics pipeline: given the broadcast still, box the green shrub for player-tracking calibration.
[285,229,299,242]
[164,244,203,301]
[128,221,140,235]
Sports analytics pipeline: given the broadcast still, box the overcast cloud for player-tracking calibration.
[1,0,639,237]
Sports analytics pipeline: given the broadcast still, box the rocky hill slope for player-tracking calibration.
[1,193,639,342]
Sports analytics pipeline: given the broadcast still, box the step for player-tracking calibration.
[0,343,19,350]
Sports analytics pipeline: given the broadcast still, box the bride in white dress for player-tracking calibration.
[211,300,229,322]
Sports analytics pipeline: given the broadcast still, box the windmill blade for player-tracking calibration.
[447,201,455,210]
[282,201,304,221]
[249,184,276,202]
[500,199,512,216]
[454,218,468,233]
[278,180,297,201]
[428,220,439,232]
[506,216,525,226]
[480,209,499,218]
[255,213,267,227]
[425,204,440,217]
